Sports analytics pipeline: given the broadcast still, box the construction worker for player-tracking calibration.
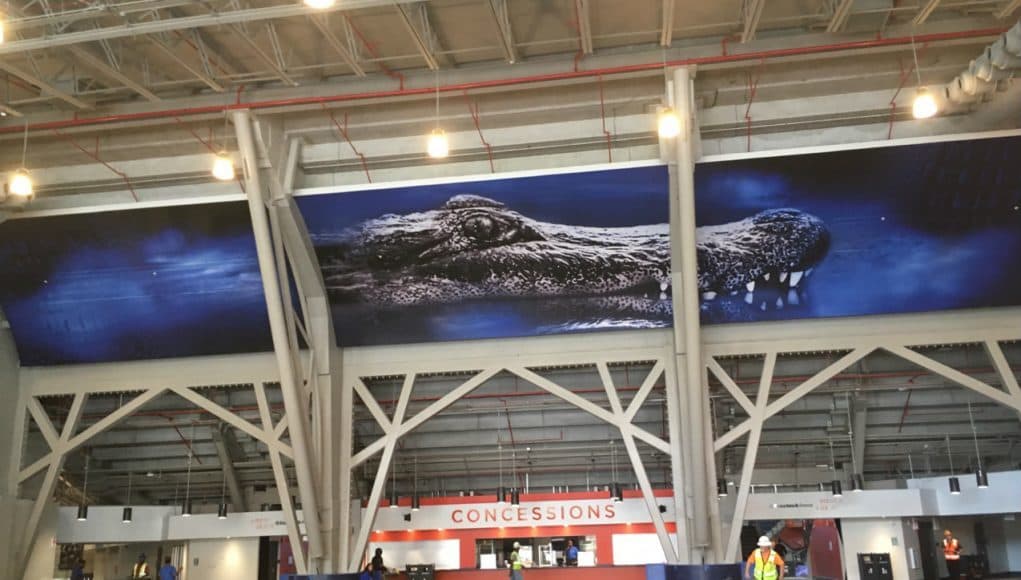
[943,529,963,580]
[506,541,524,580]
[745,536,785,580]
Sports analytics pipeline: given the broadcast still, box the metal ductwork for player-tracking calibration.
[943,19,1021,106]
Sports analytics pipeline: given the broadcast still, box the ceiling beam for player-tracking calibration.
[827,0,855,33]
[310,15,367,77]
[394,3,440,71]
[0,104,23,118]
[229,24,299,87]
[741,0,766,43]
[912,0,943,25]
[995,0,1021,19]
[575,0,594,55]
[149,37,226,93]
[486,0,518,64]
[69,46,162,102]
[660,0,676,47]
[0,0,423,57]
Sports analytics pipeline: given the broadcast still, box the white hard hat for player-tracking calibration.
[757,536,772,547]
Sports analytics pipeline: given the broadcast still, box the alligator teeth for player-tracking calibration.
[746,281,756,292]
[760,301,767,311]
[744,292,754,304]
[763,273,771,281]
[789,271,804,287]
[805,268,813,277]
[659,281,669,291]
[730,290,739,296]
[787,290,800,306]
[702,292,717,301]
[659,292,668,300]
[776,297,785,309]
[779,272,789,283]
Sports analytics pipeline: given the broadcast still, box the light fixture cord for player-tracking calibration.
[21,119,29,167]
[828,440,837,477]
[968,402,982,469]
[82,452,90,499]
[127,471,132,505]
[847,394,859,475]
[946,434,955,475]
[184,424,194,504]
[907,452,915,480]
[910,34,924,88]
[434,69,440,129]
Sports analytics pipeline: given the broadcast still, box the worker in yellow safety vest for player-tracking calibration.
[745,536,785,580]
[506,541,524,580]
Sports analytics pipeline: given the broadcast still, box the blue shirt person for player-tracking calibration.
[158,557,177,580]
[70,559,86,580]
[565,540,579,566]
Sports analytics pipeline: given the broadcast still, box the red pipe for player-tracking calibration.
[598,74,613,163]
[0,28,1003,137]
[463,91,495,173]
[324,106,372,183]
[52,128,139,201]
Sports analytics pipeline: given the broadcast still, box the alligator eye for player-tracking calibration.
[463,215,498,240]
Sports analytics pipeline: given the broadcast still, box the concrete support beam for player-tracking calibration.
[149,36,226,92]
[486,0,518,63]
[69,46,161,102]
[913,0,943,25]
[827,0,856,33]
[210,423,249,512]
[575,0,594,54]
[395,3,440,71]
[661,0,676,47]
[310,16,366,76]
[741,0,766,43]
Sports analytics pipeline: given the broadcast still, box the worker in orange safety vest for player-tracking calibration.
[745,536,785,580]
[943,529,963,580]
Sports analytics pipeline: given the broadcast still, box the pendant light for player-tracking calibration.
[847,394,864,492]
[182,424,194,517]
[8,121,33,198]
[218,453,229,519]
[304,0,336,8]
[411,456,421,512]
[122,472,134,524]
[497,439,506,504]
[657,107,682,138]
[828,440,842,497]
[946,434,960,495]
[968,402,989,489]
[910,35,938,119]
[426,70,449,159]
[77,453,90,521]
[211,113,235,181]
[609,440,622,502]
[717,479,729,498]
[510,448,520,505]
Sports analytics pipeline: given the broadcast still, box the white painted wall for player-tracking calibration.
[87,543,164,580]
[183,538,259,580]
[841,519,910,580]
[22,503,59,580]
[1004,516,1021,572]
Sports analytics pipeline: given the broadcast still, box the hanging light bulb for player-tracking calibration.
[975,469,989,489]
[217,503,229,519]
[912,88,938,119]
[123,472,133,523]
[304,0,336,8]
[612,484,623,504]
[657,107,682,138]
[9,168,33,197]
[427,129,449,159]
[77,504,89,522]
[510,489,520,506]
[851,474,864,493]
[949,476,961,495]
[389,490,400,509]
[968,402,990,490]
[412,494,421,512]
[831,480,843,498]
[0,16,5,44]
[497,486,507,505]
[181,500,193,518]
[212,151,235,181]
[717,479,729,498]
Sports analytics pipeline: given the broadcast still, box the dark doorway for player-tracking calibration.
[916,520,940,580]
[258,537,280,580]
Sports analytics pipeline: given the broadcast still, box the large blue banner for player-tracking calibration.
[0,134,1018,364]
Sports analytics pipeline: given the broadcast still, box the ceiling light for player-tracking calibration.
[389,490,400,509]
[182,500,192,518]
[912,88,938,119]
[976,469,989,489]
[212,151,235,181]
[0,17,5,45]
[122,507,133,524]
[8,168,33,197]
[852,474,864,493]
[949,476,961,495]
[217,503,229,519]
[304,0,336,8]
[497,486,507,505]
[427,129,449,159]
[657,107,682,138]
[831,480,843,498]
[717,479,729,498]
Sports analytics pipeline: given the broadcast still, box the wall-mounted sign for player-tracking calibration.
[370,498,673,531]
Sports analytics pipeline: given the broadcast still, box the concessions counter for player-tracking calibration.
[365,489,678,575]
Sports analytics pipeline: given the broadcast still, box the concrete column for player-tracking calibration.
[667,66,716,563]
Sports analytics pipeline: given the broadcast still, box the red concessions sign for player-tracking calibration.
[451,504,617,525]
[371,497,673,531]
